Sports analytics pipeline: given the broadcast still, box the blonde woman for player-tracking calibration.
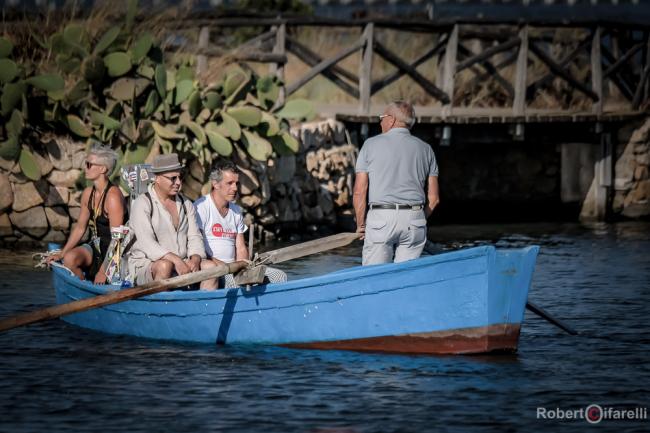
[46,144,127,283]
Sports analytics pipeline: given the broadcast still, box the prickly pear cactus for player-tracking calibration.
[1,0,315,186]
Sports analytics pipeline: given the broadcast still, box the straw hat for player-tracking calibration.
[151,153,184,173]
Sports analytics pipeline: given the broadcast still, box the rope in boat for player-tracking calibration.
[32,250,61,269]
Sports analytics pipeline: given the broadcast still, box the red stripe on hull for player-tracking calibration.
[282,323,521,355]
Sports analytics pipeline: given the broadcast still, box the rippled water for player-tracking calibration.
[1,222,649,432]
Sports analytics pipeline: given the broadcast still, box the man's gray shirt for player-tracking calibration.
[355,128,438,205]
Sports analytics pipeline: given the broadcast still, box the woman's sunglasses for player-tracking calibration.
[85,161,103,169]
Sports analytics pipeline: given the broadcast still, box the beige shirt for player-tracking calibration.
[127,184,205,278]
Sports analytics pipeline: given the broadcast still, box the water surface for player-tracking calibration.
[1,222,649,432]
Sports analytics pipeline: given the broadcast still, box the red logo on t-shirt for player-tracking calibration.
[211,223,236,238]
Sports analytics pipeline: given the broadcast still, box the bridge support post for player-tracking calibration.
[359,23,374,115]
[271,23,286,107]
[196,26,210,77]
[578,132,613,221]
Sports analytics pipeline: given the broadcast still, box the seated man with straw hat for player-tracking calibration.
[127,153,205,285]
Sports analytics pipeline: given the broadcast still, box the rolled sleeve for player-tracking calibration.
[130,195,169,261]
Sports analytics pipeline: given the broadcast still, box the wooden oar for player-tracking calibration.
[234,232,362,285]
[525,300,578,335]
[0,261,248,333]
[255,232,361,265]
[422,241,578,336]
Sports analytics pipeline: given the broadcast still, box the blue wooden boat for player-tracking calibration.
[52,245,539,355]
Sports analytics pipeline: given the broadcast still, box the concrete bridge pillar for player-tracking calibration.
[561,134,613,221]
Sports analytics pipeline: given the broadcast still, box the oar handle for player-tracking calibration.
[0,261,247,333]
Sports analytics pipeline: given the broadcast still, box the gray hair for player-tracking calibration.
[88,143,118,173]
[209,159,240,182]
[386,101,416,129]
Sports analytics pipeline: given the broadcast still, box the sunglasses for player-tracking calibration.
[160,174,183,183]
[85,161,103,169]
[379,114,393,120]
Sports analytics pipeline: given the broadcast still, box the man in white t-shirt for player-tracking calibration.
[195,160,287,289]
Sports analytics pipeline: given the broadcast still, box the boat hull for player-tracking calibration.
[52,245,539,355]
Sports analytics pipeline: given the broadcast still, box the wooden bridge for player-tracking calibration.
[170,13,650,126]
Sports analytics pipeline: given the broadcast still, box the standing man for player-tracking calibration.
[127,153,205,284]
[353,101,439,265]
[194,160,287,289]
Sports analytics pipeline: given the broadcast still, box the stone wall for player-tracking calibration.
[0,120,356,246]
[0,133,87,245]
[613,117,650,219]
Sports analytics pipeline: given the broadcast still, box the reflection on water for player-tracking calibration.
[0,222,649,432]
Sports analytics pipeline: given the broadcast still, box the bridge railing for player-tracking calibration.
[169,16,649,122]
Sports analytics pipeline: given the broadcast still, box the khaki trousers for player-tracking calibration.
[362,208,427,266]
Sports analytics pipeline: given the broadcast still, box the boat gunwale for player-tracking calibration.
[53,245,501,302]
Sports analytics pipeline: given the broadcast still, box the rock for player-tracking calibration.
[9,206,49,238]
[240,191,263,208]
[72,150,86,170]
[634,165,649,181]
[629,180,650,202]
[32,147,54,176]
[69,190,82,207]
[182,175,202,201]
[9,161,20,174]
[259,213,277,225]
[275,184,287,196]
[189,159,205,183]
[48,169,82,187]
[277,198,297,222]
[628,117,650,144]
[69,206,81,222]
[201,182,212,196]
[303,205,324,222]
[259,172,271,205]
[45,186,70,206]
[270,155,296,185]
[335,187,350,207]
[327,118,347,144]
[239,167,260,195]
[612,192,625,213]
[636,153,650,166]
[0,157,15,172]
[243,212,254,227]
[12,181,46,212]
[622,202,650,218]
[635,143,650,154]
[318,187,334,215]
[45,206,70,230]
[232,145,250,169]
[0,212,12,236]
[42,230,67,243]
[0,173,13,211]
[9,172,31,184]
[306,151,318,172]
[44,136,75,171]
